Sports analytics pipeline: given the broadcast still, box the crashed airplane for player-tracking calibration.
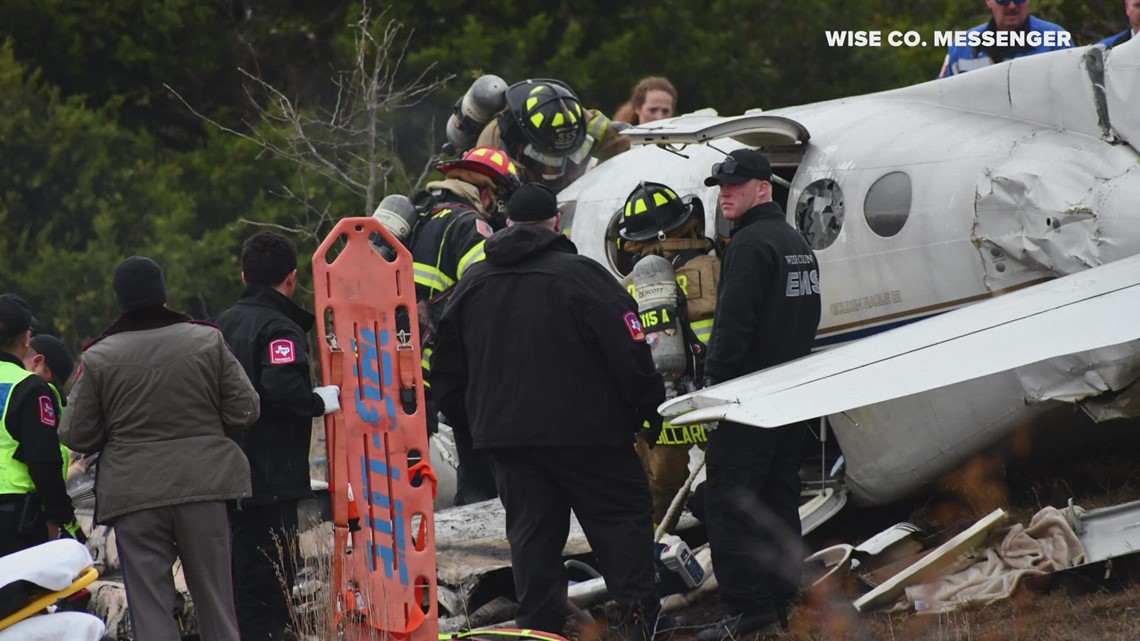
[557,37,1140,514]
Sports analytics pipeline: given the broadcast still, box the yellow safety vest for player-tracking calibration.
[0,361,39,495]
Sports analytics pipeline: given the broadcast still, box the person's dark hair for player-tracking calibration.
[0,333,23,353]
[242,232,298,286]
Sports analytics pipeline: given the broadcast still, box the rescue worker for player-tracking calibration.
[24,334,76,478]
[477,79,629,193]
[1100,0,1139,47]
[431,183,667,640]
[410,146,522,506]
[214,232,341,641]
[939,0,1072,77]
[697,150,821,641]
[0,295,82,556]
[616,181,719,528]
[25,335,74,398]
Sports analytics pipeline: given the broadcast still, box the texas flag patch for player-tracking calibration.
[623,312,646,342]
[475,219,494,238]
[269,338,297,365]
[39,395,56,427]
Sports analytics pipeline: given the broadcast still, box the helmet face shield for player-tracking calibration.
[521,135,593,169]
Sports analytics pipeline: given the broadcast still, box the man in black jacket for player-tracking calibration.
[215,232,341,641]
[431,184,666,640]
[697,150,821,641]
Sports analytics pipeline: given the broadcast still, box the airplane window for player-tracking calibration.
[795,179,844,250]
[864,172,911,237]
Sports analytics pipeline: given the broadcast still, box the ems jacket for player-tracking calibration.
[0,353,72,526]
[941,16,1072,77]
[411,187,496,329]
[431,224,665,449]
[215,284,325,506]
[705,202,821,384]
[60,307,258,524]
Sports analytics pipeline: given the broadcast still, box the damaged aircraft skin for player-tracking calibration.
[559,38,1140,508]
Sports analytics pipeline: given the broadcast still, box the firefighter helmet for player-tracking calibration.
[436,146,523,191]
[504,79,588,160]
[617,182,696,241]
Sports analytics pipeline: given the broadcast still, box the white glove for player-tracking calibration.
[314,385,341,415]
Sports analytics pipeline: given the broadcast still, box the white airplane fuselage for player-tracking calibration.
[559,42,1140,505]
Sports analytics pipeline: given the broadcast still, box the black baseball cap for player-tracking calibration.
[704,149,773,186]
[0,294,36,338]
[30,335,74,383]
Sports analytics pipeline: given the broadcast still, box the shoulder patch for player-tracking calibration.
[269,338,297,365]
[475,219,493,238]
[623,312,646,343]
[39,395,57,427]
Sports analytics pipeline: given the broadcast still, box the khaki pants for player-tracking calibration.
[114,501,239,641]
[634,422,708,529]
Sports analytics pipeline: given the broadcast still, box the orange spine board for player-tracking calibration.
[314,218,438,639]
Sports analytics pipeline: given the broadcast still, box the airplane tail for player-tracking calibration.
[877,37,1139,154]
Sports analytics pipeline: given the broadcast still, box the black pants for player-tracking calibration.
[231,501,299,641]
[453,424,498,506]
[704,421,806,618]
[488,446,657,634]
[0,497,47,558]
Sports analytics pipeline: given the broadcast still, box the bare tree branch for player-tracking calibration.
[170,0,454,242]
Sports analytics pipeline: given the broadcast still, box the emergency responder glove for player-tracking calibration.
[60,519,87,544]
[637,407,665,450]
[314,385,341,415]
[587,111,613,142]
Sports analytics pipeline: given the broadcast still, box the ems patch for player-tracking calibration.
[475,219,493,238]
[269,339,297,365]
[623,312,646,342]
[39,395,56,427]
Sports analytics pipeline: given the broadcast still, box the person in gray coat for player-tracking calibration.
[60,256,260,641]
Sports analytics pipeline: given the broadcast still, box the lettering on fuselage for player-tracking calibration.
[831,290,903,315]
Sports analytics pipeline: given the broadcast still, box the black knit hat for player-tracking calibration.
[30,334,74,383]
[112,256,168,312]
[506,183,559,222]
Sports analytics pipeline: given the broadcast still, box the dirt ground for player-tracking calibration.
[650,427,1140,641]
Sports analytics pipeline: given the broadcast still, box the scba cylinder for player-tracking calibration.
[371,194,418,242]
[632,255,686,380]
[445,74,508,151]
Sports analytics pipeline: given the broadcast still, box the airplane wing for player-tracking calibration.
[660,254,1140,427]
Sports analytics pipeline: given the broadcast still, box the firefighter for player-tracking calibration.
[411,145,522,505]
[477,79,629,192]
[616,182,720,528]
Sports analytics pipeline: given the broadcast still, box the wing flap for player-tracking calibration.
[661,255,1140,427]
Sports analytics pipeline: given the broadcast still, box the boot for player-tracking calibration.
[614,601,655,641]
